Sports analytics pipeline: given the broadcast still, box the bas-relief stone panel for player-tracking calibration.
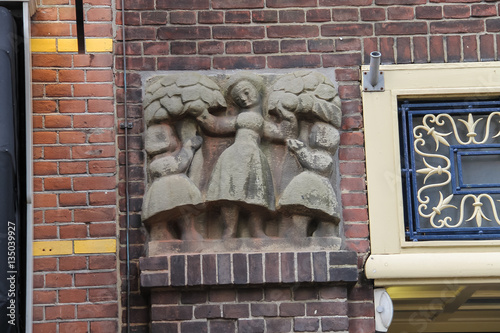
[141,71,343,255]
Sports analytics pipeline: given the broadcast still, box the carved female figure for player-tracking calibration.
[278,122,341,238]
[196,73,297,239]
[142,122,204,241]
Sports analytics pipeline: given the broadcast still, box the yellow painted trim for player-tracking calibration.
[57,39,78,52]
[74,239,116,254]
[362,62,500,285]
[33,240,72,256]
[86,38,113,53]
[31,38,113,53]
[33,239,116,256]
[30,39,56,53]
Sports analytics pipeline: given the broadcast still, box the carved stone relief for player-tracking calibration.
[141,71,342,252]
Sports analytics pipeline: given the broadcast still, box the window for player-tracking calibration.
[362,62,500,285]
[399,99,500,241]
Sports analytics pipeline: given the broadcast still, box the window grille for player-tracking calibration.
[399,99,500,241]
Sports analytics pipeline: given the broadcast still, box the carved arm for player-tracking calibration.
[149,136,202,178]
[195,109,237,136]
[264,108,298,142]
[287,139,333,176]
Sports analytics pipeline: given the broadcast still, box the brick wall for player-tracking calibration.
[31,0,117,331]
[115,1,498,333]
[27,0,500,332]
[150,286,353,332]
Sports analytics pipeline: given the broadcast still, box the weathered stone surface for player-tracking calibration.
[141,71,343,250]
[148,237,342,256]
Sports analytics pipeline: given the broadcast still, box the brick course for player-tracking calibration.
[140,251,357,288]
[150,286,351,332]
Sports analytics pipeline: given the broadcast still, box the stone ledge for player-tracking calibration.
[140,250,357,288]
[147,237,342,256]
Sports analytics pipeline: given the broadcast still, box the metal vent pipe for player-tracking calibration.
[368,51,381,88]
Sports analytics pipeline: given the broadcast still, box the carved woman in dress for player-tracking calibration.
[142,122,204,241]
[278,122,341,238]
[196,73,297,239]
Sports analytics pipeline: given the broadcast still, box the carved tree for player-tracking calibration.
[142,73,227,241]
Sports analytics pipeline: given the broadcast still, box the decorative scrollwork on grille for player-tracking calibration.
[413,112,500,230]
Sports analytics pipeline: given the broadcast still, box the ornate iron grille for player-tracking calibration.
[399,99,500,241]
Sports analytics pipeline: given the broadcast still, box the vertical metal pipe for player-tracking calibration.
[119,0,130,332]
[368,51,381,88]
[75,0,85,54]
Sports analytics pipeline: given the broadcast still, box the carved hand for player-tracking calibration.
[195,108,211,121]
[277,107,297,122]
[186,135,203,151]
[187,101,207,117]
[287,138,305,152]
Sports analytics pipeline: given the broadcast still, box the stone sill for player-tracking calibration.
[147,237,342,256]
[140,250,358,288]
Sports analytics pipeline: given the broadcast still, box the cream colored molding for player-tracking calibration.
[366,253,500,284]
[362,62,500,284]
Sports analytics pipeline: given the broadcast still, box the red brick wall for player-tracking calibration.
[31,0,117,331]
